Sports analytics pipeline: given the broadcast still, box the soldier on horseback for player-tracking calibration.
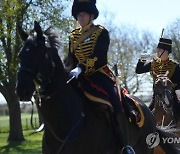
[64,0,135,153]
[136,37,180,117]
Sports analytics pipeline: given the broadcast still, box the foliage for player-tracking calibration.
[108,24,157,94]
[167,17,180,63]
[0,0,72,94]
[22,0,73,52]
[0,0,72,141]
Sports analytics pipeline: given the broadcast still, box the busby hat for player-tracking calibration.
[72,0,99,20]
[157,38,172,53]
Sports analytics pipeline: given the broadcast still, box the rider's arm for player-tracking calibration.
[135,60,151,74]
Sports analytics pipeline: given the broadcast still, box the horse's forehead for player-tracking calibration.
[160,78,167,85]
[155,77,173,89]
[157,76,167,82]
[155,77,166,87]
[27,31,37,41]
[20,31,37,54]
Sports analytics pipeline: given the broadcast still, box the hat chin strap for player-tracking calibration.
[88,14,94,25]
[158,50,165,59]
[88,17,91,25]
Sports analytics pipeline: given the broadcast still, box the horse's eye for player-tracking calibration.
[25,48,30,52]
[22,46,31,54]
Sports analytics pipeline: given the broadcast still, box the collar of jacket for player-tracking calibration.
[79,23,94,33]
[159,58,170,64]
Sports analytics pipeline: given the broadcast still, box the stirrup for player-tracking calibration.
[121,145,136,154]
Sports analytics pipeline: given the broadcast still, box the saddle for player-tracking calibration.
[122,93,145,128]
[86,90,145,128]
[83,83,145,127]
[69,76,144,127]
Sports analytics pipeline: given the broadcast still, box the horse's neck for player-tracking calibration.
[41,66,85,133]
[154,96,175,126]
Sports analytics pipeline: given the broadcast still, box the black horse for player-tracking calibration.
[16,21,180,154]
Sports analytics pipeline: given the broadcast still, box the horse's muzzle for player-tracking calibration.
[16,72,35,101]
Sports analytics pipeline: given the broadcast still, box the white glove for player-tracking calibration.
[70,67,82,78]
[140,51,150,61]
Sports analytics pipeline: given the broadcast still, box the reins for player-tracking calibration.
[55,112,85,154]
[21,31,87,153]
[36,46,85,153]
[154,76,177,127]
[155,89,173,112]
[32,71,86,153]
[35,77,86,154]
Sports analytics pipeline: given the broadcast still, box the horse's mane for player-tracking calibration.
[43,26,73,72]
[44,26,61,50]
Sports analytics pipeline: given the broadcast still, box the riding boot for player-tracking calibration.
[114,112,136,154]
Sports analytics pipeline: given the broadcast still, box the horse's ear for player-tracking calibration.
[34,21,43,38]
[17,24,28,41]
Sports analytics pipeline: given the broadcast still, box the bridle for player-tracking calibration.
[19,32,85,154]
[154,76,174,112]
[19,33,58,99]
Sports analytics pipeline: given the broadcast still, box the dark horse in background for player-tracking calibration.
[16,21,180,154]
[153,73,180,135]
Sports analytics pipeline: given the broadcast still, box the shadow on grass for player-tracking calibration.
[0,130,43,154]
[0,138,42,154]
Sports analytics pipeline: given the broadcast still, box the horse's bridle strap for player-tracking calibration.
[19,67,36,76]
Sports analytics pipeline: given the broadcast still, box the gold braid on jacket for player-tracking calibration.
[151,59,177,87]
[70,24,104,74]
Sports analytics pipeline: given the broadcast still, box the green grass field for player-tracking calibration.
[0,113,43,153]
[0,113,39,133]
[0,130,43,154]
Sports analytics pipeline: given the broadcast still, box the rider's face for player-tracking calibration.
[77,12,93,27]
[157,48,169,60]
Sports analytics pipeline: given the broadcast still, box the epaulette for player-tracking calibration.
[171,60,179,65]
[97,25,105,30]
[70,27,81,34]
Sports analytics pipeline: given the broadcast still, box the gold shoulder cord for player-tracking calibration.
[72,26,99,52]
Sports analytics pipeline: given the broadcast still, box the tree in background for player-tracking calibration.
[167,17,180,62]
[108,24,157,95]
[97,10,157,96]
[135,30,157,97]
[108,25,139,92]
[0,0,71,142]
